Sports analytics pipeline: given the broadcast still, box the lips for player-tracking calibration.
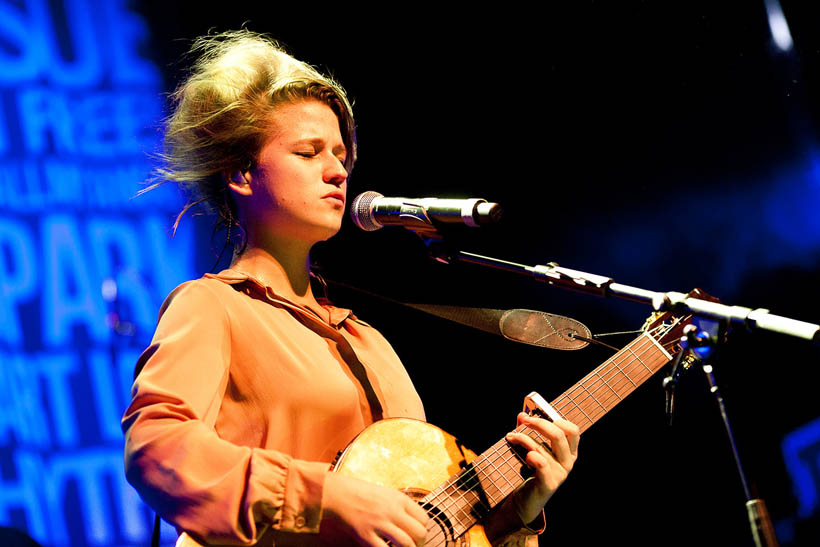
[322,191,345,205]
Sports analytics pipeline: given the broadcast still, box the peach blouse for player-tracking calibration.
[122,269,425,545]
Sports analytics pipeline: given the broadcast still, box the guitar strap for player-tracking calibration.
[321,277,591,351]
[244,274,385,423]
[289,303,385,422]
[320,277,513,334]
[334,334,384,422]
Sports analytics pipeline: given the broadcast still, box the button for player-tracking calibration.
[294,515,306,528]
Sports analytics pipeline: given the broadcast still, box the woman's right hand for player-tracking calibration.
[320,473,429,547]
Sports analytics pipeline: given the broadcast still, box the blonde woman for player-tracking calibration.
[123,30,579,547]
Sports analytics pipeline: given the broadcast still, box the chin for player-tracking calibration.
[304,223,343,244]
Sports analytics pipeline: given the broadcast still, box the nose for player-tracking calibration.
[324,155,348,187]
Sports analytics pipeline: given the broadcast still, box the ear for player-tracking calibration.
[225,169,253,196]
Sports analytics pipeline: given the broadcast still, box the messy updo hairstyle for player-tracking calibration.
[147,29,356,241]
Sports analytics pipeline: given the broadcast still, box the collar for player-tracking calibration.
[204,268,355,328]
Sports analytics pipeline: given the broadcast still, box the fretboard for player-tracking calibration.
[420,326,676,545]
[551,329,672,433]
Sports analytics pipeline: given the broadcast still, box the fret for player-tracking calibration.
[621,341,652,376]
[581,366,631,413]
[591,369,623,411]
[562,388,595,425]
[566,354,633,418]
[578,377,610,414]
[436,478,491,538]
[644,329,673,360]
[558,400,593,429]
[488,455,517,496]
[457,497,490,533]
[585,385,617,418]
[593,369,622,400]
[476,450,512,503]
[500,448,525,482]
[474,465,502,506]
[611,354,640,387]
[626,345,653,374]
[627,343,668,380]
[485,441,527,496]
[613,343,654,392]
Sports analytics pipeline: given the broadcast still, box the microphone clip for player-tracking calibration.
[417,230,456,265]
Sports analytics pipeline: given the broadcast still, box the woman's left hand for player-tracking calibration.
[505,412,580,525]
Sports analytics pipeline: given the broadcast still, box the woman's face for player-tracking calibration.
[241,99,348,246]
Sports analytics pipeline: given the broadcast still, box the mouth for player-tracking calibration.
[323,192,345,206]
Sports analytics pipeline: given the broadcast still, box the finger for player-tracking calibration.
[364,530,391,547]
[553,419,581,455]
[511,418,562,459]
[395,515,427,545]
[541,419,579,466]
[506,430,544,455]
[396,511,427,545]
[527,450,569,495]
[376,523,416,547]
[526,449,566,487]
[508,434,566,478]
[403,498,430,526]
[519,416,575,468]
[517,414,580,455]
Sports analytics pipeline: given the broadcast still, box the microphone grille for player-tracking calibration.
[350,191,383,231]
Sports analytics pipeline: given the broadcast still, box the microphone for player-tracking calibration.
[350,191,503,232]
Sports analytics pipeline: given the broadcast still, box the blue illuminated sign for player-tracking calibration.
[0,1,195,545]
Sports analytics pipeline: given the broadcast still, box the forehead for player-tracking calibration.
[267,99,343,142]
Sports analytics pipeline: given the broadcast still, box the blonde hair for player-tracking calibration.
[148,30,356,234]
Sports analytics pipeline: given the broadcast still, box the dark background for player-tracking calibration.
[137,1,820,545]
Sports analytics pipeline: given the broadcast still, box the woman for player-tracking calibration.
[123,30,579,547]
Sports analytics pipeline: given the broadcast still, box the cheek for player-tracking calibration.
[254,167,290,205]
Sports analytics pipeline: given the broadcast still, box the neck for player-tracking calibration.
[230,239,317,308]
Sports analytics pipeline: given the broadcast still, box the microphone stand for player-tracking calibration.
[421,240,820,344]
[665,320,779,547]
[417,236,809,546]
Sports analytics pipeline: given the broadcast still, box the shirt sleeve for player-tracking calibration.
[122,280,326,545]
[481,478,546,546]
